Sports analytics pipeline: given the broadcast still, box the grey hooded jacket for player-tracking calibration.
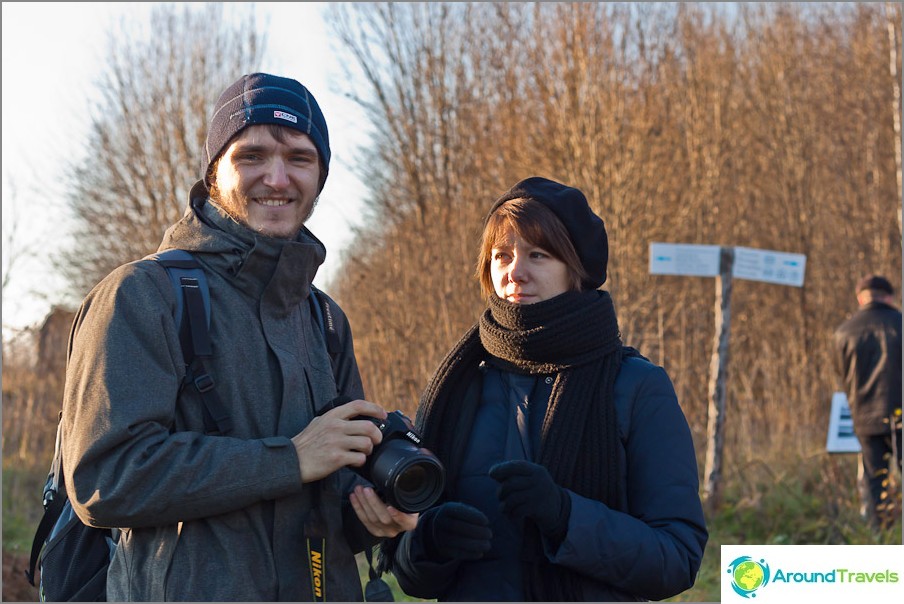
[62,183,370,601]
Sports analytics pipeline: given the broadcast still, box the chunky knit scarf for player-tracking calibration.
[383,289,624,601]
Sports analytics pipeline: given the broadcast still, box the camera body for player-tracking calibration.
[353,411,445,513]
[367,409,425,448]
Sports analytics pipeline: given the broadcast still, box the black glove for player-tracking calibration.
[418,502,492,562]
[488,460,571,542]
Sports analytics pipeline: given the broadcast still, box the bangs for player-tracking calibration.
[476,197,587,298]
[486,208,557,253]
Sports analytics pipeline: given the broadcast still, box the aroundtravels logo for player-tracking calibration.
[727,556,771,598]
[722,546,903,601]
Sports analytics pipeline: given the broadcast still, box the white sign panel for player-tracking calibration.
[732,246,806,287]
[826,391,860,453]
[649,243,721,277]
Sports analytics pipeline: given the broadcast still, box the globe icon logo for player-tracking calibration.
[727,556,771,598]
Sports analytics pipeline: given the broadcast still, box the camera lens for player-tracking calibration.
[396,465,425,495]
[388,457,444,513]
[368,440,445,513]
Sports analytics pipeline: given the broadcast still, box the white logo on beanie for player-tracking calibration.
[273,110,298,124]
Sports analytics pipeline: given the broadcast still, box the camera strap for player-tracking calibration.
[363,546,393,601]
[304,486,327,602]
[305,533,326,602]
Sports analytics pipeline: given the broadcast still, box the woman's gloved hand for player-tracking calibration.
[418,502,493,562]
[489,460,571,542]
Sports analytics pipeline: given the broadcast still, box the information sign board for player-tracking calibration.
[732,246,806,287]
[649,243,721,277]
[826,391,861,453]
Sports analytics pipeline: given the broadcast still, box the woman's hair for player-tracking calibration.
[475,197,589,299]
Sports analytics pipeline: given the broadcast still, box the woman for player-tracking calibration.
[381,177,708,601]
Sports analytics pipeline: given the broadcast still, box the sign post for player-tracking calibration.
[703,247,733,514]
[650,243,807,514]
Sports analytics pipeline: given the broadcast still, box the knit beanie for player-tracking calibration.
[203,72,330,190]
[489,176,608,288]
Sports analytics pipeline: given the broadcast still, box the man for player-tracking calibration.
[62,73,416,601]
[834,274,903,530]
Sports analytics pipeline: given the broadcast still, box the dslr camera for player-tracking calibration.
[353,411,445,513]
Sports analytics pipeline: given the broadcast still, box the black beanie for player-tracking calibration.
[488,176,608,288]
[203,72,330,190]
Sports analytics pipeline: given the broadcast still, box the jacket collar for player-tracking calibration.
[861,300,900,313]
[157,180,327,313]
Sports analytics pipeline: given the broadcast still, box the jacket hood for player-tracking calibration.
[157,180,327,307]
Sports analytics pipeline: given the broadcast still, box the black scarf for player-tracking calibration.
[383,290,624,601]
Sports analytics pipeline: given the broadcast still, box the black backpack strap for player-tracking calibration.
[180,274,233,435]
[24,492,64,586]
[25,416,66,586]
[149,250,232,436]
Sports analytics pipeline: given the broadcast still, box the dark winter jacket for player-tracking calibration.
[62,182,370,601]
[392,350,708,601]
[834,301,902,435]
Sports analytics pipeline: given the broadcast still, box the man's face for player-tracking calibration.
[211,125,321,239]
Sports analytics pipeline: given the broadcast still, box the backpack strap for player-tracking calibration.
[25,416,66,586]
[24,493,64,586]
[150,250,232,436]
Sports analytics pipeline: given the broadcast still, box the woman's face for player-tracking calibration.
[490,230,572,304]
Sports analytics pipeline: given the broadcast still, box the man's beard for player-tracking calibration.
[209,184,317,239]
[209,182,250,225]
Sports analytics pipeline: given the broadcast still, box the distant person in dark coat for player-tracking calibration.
[834,274,903,530]
[379,177,708,601]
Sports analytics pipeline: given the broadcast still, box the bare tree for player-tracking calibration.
[2,179,28,293]
[326,3,509,411]
[55,3,264,299]
[885,1,903,237]
[1,2,266,472]
[327,2,901,513]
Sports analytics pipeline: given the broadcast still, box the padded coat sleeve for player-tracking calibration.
[546,361,708,600]
[388,521,462,599]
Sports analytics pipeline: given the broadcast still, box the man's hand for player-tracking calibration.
[291,399,386,483]
[349,485,419,538]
